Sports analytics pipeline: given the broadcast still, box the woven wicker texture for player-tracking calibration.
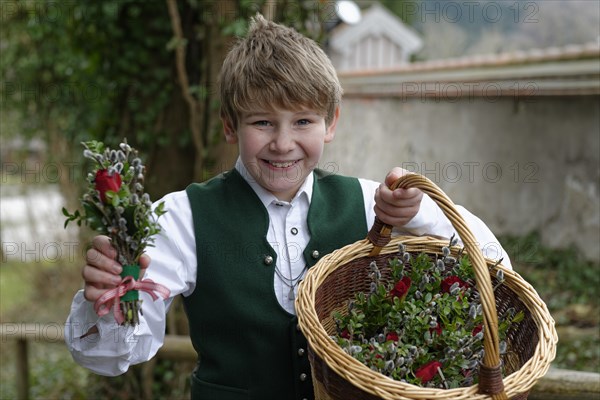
[296,174,557,400]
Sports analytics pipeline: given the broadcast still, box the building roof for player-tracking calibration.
[338,41,600,97]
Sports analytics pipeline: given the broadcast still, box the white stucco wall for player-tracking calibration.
[322,95,600,260]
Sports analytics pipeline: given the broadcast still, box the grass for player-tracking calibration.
[0,260,34,318]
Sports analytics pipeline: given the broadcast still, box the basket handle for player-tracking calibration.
[366,173,508,400]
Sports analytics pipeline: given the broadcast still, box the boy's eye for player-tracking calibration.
[252,120,271,127]
[297,119,311,126]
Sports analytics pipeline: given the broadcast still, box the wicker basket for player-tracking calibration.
[296,174,558,400]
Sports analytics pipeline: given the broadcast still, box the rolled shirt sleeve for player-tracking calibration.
[65,290,167,376]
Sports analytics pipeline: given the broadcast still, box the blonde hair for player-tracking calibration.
[219,14,342,128]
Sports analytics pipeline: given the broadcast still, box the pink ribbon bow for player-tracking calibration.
[94,276,171,325]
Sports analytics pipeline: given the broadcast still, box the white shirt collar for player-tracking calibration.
[234,157,313,208]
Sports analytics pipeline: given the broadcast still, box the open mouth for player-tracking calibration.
[263,160,299,168]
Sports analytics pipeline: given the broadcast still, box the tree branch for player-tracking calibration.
[166,0,204,179]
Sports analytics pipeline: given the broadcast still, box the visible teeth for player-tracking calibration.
[269,160,295,168]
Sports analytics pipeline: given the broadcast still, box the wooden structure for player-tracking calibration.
[327,3,423,72]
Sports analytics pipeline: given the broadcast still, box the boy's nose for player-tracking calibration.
[270,129,295,153]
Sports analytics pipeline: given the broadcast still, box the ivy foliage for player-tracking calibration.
[2,1,174,146]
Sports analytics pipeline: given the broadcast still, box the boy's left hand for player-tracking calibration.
[374,167,423,227]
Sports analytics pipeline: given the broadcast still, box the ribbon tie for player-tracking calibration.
[94,276,171,325]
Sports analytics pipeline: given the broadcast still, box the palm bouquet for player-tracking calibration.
[63,140,170,325]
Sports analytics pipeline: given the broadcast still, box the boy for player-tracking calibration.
[65,14,510,400]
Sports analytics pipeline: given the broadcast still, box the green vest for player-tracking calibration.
[184,168,367,400]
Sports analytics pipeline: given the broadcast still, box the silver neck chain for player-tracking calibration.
[269,210,307,300]
[274,262,308,285]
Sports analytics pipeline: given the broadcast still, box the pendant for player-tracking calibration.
[288,287,295,300]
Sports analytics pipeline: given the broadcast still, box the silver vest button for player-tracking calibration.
[311,250,319,259]
[299,373,308,381]
[263,255,273,265]
[297,348,305,356]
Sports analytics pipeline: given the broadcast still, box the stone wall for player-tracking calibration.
[322,95,600,260]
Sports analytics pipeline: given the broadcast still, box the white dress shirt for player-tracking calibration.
[65,159,511,376]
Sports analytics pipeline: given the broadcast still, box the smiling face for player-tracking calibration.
[224,106,339,201]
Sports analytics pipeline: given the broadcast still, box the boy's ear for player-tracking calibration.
[324,106,340,143]
[222,117,238,144]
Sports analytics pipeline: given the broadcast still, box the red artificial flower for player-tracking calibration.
[472,324,483,336]
[95,169,122,203]
[390,276,412,300]
[441,276,468,293]
[386,331,399,342]
[429,323,443,337]
[415,360,442,383]
[340,329,351,339]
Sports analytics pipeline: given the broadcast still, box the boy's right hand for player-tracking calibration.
[82,235,151,302]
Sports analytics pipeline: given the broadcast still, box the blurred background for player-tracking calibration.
[1,0,598,398]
